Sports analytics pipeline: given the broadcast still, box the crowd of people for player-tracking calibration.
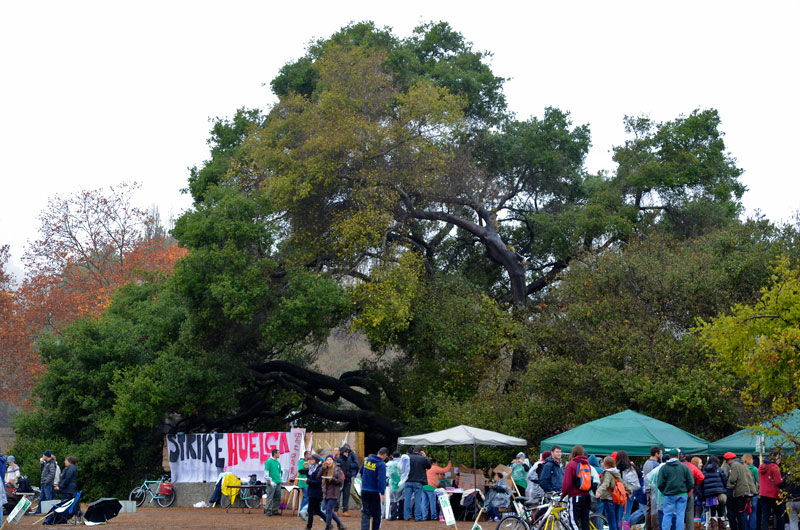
[515,444,800,530]
[0,449,78,517]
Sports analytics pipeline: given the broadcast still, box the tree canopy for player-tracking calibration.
[8,21,794,497]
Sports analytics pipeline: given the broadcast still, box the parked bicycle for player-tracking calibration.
[128,475,176,507]
[498,493,608,530]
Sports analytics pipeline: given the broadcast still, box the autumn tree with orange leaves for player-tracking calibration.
[0,183,186,404]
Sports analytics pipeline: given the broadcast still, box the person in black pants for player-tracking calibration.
[55,456,78,502]
[305,454,325,530]
[359,448,388,530]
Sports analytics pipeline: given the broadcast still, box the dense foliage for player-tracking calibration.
[7,21,799,496]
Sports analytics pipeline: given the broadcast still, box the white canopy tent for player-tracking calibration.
[397,425,527,492]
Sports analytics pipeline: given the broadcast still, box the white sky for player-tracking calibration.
[2,0,798,278]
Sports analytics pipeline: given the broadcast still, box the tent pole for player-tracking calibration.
[473,442,477,495]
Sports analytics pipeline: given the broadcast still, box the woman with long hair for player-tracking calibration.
[616,450,641,530]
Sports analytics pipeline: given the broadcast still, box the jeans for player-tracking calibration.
[404,481,425,521]
[601,499,620,530]
[487,506,501,520]
[341,477,352,512]
[747,496,758,530]
[663,494,688,530]
[300,488,309,514]
[35,484,55,514]
[625,496,635,522]
[324,498,341,528]
[424,489,438,520]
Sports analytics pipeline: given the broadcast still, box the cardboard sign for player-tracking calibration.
[7,496,32,524]
[439,494,456,526]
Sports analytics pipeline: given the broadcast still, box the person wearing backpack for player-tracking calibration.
[657,449,695,530]
[617,450,641,530]
[597,456,633,530]
[562,445,593,530]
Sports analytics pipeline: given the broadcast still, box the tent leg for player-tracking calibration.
[473,443,477,498]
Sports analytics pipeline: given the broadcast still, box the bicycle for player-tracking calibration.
[128,475,176,507]
[220,483,263,510]
[498,493,608,530]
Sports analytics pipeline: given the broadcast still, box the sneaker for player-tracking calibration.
[300,512,307,521]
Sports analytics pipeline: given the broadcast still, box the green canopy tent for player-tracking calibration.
[540,410,709,456]
[707,409,800,455]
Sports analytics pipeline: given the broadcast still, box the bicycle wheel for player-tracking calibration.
[498,515,531,530]
[534,514,560,530]
[129,487,147,507]
[220,494,232,509]
[157,488,176,507]
[244,492,261,510]
[589,513,608,530]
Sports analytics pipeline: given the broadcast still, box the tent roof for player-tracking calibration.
[540,409,709,456]
[707,409,800,455]
[397,425,527,447]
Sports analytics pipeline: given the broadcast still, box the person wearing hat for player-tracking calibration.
[724,452,757,530]
[34,450,57,514]
[656,448,694,530]
[305,454,326,530]
[321,454,346,530]
[511,452,529,493]
[339,444,359,517]
[5,455,20,487]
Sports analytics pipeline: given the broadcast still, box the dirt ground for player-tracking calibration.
[21,506,487,529]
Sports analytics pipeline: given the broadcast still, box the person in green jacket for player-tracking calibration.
[743,454,759,530]
[298,450,311,520]
[656,448,694,530]
[264,449,283,516]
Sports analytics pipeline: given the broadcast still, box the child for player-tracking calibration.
[596,456,625,530]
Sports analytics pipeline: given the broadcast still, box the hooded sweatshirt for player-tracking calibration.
[758,457,783,499]
[562,455,591,498]
[656,458,694,496]
[596,467,624,501]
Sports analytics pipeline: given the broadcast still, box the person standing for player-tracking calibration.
[759,452,784,530]
[424,456,453,520]
[34,450,56,514]
[511,452,529,494]
[725,452,758,530]
[339,445,359,517]
[322,455,347,530]
[656,448,694,530]
[386,451,403,520]
[642,446,663,530]
[403,446,431,522]
[54,456,78,502]
[680,452,704,530]
[698,455,727,530]
[264,448,283,516]
[541,446,564,493]
[0,453,7,513]
[5,455,20,487]
[563,445,593,530]
[742,454,759,530]
[596,456,625,530]
[305,454,325,530]
[299,450,311,520]
[359,448,388,530]
[617,450,642,530]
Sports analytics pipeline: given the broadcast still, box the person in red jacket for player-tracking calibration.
[759,452,784,530]
[563,445,592,530]
[681,452,705,530]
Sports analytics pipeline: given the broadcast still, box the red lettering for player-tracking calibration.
[227,433,237,466]
[259,433,269,462]
[249,433,258,460]
[237,433,247,463]
[279,432,289,453]
[265,432,278,453]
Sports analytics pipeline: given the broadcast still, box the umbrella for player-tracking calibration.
[84,498,123,523]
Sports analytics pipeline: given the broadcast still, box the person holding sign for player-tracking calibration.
[360,448,388,530]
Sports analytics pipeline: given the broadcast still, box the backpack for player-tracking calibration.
[574,462,592,492]
[611,477,627,505]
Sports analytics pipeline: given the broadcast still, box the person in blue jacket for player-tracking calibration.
[540,446,564,492]
[359,448,388,530]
